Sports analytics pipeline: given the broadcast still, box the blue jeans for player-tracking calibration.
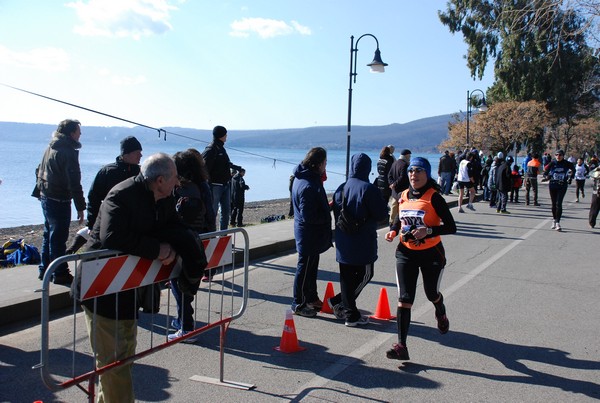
[292,253,320,311]
[171,278,195,331]
[440,172,453,195]
[39,197,71,277]
[210,182,231,231]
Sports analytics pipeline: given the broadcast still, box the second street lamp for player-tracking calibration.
[466,89,487,148]
[346,34,388,180]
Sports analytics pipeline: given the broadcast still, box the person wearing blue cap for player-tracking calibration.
[384,157,457,361]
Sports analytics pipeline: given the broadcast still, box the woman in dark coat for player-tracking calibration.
[290,147,332,317]
[375,146,394,204]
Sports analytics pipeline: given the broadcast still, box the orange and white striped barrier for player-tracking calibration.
[80,236,233,300]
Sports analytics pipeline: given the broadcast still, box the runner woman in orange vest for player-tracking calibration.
[384,157,457,361]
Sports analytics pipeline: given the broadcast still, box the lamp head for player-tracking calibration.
[367,48,388,73]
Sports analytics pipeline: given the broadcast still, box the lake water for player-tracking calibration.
[0,135,441,228]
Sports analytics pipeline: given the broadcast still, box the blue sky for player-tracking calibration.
[0,0,495,131]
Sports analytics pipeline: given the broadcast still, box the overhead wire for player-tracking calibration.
[1,82,346,177]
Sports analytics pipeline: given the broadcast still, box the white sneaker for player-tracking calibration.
[555,222,562,231]
[551,221,556,229]
[167,329,198,343]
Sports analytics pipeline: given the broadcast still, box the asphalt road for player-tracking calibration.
[1,187,599,402]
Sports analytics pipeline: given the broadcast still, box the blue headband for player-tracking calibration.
[408,157,431,179]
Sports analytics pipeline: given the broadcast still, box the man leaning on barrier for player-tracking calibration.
[80,152,207,403]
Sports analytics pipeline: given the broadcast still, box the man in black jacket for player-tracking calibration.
[387,149,411,224]
[202,126,242,230]
[81,153,207,402]
[32,119,86,285]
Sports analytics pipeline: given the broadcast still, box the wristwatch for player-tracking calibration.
[426,227,433,235]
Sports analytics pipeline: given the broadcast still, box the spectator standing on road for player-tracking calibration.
[375,146,395,206]
[495,155,513,214]
[438,150,456,196]
[329,153,388,327]
[32,119,86,285]
[388,149,411,224]
[574,158,589,202]
[169,149,216,341]
[510,164,523,203]
[291,147,332,317]
[457,152,476,213]
[487,155,501,208]
[589,167,600,228]
[81,153,208,403]
[481,158,492,201]
[525,153,542,206]
[543,150,576,231]
[202,125,242,230]
[384,157,457,361]
[230,168,250,227]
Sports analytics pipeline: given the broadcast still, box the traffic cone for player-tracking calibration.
[370,287,396,320]
[320,282,335,313]
[274,309,306,353]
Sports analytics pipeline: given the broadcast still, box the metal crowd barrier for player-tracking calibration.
[35,228,253,402]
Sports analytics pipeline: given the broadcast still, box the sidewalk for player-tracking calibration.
[0,192,471,328]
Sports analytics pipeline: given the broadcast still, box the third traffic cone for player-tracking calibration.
[320,282,335,313]
[370,287,396,320]
[274,309,306,353]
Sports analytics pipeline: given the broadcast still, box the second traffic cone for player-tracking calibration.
[320,282,335,313]
[274,309,306,353]
[370,287,396,320]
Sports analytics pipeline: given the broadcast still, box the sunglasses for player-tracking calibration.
[408,167,426,174]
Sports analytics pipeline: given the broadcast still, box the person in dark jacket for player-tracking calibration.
[230,168,250,227]
[438,150,456,195]
[388,149,412,223]
[86,136,142,231]
[202,126,242,231]
[81,153,207,402]
[32,119,86,285]
[543,149,576,231]
[291,147,332,317]
[495,155,513,213]
[66,136,143,255]
[375,146,394,204]
[329,153,388,326]
[169,148,215,341]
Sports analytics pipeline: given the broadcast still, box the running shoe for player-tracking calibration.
[167,329,198,343]
[458,208,465,213]
[436,313,450,334]
[171,318,182,330]
[386,343,410,360]
[551,221,557,230]
[467,204,476,211]
[500,210,511,214]
[555,222,562,231]
[345,315,369,327]
[294,306,317,318]
[327,298,345,320]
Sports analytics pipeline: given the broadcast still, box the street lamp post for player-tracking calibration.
[346,34,388,180]
[466,89,487,149]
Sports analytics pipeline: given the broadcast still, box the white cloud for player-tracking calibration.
[66,0,178,40]
[230,17,311,39]
[0,45,69,71]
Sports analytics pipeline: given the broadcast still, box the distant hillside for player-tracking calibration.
[0,114,453,152]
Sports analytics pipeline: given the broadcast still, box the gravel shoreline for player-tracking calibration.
[0,198,293,251]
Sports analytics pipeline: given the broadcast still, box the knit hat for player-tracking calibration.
[120,136,142,155]
[408,157,431,179]
[400,149,412,156]
[213,125,228,139]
